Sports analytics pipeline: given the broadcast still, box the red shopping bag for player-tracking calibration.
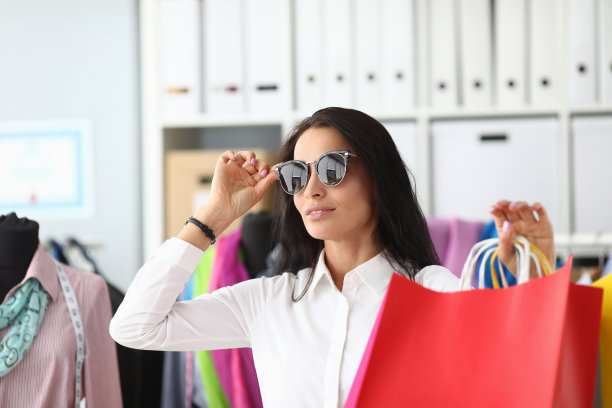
[346,257,603,407]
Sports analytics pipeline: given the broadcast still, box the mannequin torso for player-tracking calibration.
[0,213,39,301]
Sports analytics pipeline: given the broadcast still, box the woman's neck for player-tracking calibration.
[323,238,381,292]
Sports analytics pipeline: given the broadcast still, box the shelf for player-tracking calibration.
[160,106,612,129]
[161,114,285,128]
[427,107,560,119]
[555,233,612,251]
[567,105,612,115]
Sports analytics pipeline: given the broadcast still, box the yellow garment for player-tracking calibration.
[593,273,612,407]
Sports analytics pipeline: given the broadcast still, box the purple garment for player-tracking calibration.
[427,218,484,277]
[210,229,263,408]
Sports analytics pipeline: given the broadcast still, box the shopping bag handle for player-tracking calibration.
[458,236,553,290]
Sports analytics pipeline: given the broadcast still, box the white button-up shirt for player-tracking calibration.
[110,238,460,407]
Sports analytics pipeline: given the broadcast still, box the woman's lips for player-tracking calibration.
[305,207,335,220]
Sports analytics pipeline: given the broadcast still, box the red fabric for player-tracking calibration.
[346,257,603,407]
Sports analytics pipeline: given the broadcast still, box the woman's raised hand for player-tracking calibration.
[208,150,278,221]
[178,150,277,250]
[489,201,556,277]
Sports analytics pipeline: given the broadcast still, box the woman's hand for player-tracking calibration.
[207,150,278,221]
[489,201,555,277]
[177,150,277,250]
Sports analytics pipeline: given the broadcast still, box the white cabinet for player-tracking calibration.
[432,118,558,225]
[572,116,612,233]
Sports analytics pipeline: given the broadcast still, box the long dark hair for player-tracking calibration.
[271,107,440,299]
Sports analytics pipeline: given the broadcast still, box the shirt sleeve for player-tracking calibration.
[109,238,275,351]
[415,265,462,292]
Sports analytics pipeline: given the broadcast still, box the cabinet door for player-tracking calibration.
[383,121,418,187]
[572,116,612,233]
[432,118,558,225]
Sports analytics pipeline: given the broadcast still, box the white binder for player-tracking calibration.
[159,0,202,117]
[429,0,458,108]
[495,0,526,107]
[295,0,324,114]
[572,117,612,232]
[568,0,597,104]
[601,0,612,104]
[354,0,382,112]
[458,0,492,107]
[323,0,353,108]
[432,118,558,224]
[381,0,416,112]
[529,0,560,106]
[244,0,285,114]
[203,0,244,114]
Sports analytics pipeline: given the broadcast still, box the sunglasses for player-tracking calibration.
[275,150,359,195]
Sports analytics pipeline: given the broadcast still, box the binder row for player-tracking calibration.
[159,0,612,117]
[160,0,286,117]
[435,0,612,107]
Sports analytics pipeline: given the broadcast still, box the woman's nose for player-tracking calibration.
[301,164,325,197]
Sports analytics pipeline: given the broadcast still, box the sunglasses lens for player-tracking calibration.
[316,153,346,186]
[279,161,308,194]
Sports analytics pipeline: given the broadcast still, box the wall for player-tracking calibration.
[0,0,141,291]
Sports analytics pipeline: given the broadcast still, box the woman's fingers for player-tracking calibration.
[530,202,550,224]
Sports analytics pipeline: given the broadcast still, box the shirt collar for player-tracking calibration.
[307,249,396,301]
[2,244,61,304]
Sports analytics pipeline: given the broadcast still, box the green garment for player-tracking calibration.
[193,247,230,408]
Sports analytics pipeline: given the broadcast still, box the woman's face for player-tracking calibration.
[292,126,378,243]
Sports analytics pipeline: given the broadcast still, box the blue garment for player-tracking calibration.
[477,221,517,288]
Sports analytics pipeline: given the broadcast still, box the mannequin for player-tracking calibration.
[0,213,39,301]
[240,211,274,278]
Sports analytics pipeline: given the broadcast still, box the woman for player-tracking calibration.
[110,108,554,407]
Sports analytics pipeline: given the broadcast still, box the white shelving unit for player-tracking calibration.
[140,0,612,259]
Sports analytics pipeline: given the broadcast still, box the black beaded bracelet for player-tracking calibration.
[185,216,216,245]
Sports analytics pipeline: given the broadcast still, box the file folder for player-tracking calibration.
[459,0,493,107]
[381,0,416,111]
[529,0,561,106]
[429,0,458,108]
[203,0,244,114]
[601,0,612,104]
[572,117,612,232]
[568,0,597,104]
[323,0,353,108]
[354,0,382,112]
[495,0,527,107]
[160,0,202,117]
[244,0,285,114]
[295,0,324,114]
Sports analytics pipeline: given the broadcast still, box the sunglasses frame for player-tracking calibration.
[275,150,359,195]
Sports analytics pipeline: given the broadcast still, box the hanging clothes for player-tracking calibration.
[209,229,263,408]
[162,247,223,408]
[0,245,122,407]
[55,237,165,408]
[427,218,485,277]
[194,247,231,408]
